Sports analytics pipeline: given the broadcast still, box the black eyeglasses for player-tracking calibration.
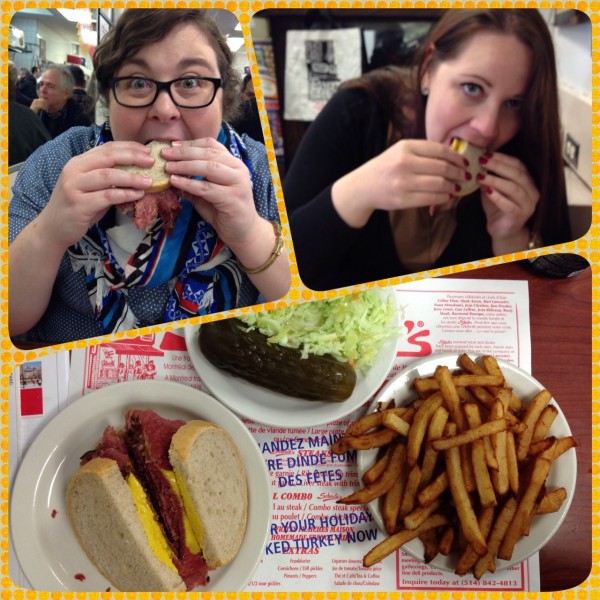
[109,76,222,108]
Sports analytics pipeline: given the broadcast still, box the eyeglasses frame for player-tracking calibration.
[108,75,223,109]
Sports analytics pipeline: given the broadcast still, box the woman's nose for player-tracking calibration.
[147,89,181,121]
[471,104,501,141]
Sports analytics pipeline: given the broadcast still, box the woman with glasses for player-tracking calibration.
[283,9,572,291]
[9,9,290,345]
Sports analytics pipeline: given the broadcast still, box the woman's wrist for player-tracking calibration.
[491,227,531,255]
[230,218,282,274]
[332,172,374,228]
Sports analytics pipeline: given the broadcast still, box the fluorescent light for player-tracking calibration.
[57,9,92,24]
[226,37,245,52]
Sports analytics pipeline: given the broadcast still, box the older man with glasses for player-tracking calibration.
[30,65,92,138]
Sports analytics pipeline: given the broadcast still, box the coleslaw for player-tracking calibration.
[239,290,400,373]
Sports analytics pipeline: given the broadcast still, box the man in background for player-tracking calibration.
[68,64,95,121]
[232,72,264,144]
[8,62,51,166]
[16,68,37,105]
[30,65,91,138]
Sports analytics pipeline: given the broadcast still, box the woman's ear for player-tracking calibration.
[419,42,436,93]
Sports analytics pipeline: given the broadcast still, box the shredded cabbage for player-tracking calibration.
[239,290,399,373]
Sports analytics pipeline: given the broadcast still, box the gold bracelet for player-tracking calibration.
[239,220,284,275]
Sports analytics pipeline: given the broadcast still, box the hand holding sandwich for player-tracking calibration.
[477,151,540,254]
[331,139,470,228]
[36,141,156,249]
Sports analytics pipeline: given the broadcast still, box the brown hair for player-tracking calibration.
[93,9,241,121]
[345,9,569,246]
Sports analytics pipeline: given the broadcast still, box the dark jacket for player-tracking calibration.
[39,97,92,139]
[17,73,38,101]
[9,100,51,166]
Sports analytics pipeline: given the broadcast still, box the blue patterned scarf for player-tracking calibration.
[68,122,252,334]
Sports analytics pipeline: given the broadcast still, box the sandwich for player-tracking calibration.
[451,137,487,196]
[118,141,182,232]
[66,409,248,591]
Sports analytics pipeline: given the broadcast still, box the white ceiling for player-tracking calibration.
[13,8,245,56]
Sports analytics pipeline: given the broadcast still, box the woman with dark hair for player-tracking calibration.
[283,9,571,291]
[9,9,289,345]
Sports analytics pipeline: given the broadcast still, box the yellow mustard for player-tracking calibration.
[162,469,203,554]
[451,138,467,153]
[126,473,177,572]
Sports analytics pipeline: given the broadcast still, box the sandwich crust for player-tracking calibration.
[118,140,172,193]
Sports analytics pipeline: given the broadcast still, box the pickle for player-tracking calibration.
[198,318,357,402]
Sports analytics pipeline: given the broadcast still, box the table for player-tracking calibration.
[448,259,592,591]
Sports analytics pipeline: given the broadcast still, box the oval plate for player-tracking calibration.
[10,380,271,591]
[357,352,576,574]
[184,289,402,428]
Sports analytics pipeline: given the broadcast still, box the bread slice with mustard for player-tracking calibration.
[169,420,248,570]
[66,457,186,592]
[451,138,487,196]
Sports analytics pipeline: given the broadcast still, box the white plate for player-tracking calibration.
[10,380,271,592]
[184,289,401,428]
[357,353,576,574]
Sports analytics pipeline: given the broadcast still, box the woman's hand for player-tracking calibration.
[477,151,539,252]
[163,138,290,300]
[162,138,262,246]
[332,139,470,228]
[37,141,155,249]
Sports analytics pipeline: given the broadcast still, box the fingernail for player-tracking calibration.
[170,141,183,147]
[465,172,472,181]
[476,173,485,181]
[485,187,493,195]
[455,183,461,192]
[479,156,488,165]
[484,151,493,159]
[463,158,470,167]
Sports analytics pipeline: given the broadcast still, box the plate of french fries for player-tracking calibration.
[331,352,577,579]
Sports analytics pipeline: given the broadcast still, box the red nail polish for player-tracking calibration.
[463,158,470,167]
[465,172,472,181]
[479,156,488,165]
[476,173,485,181]
[485,187,493,195]
[484,151,493,159]
[455,183,461,192]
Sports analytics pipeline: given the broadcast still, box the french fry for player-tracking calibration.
[444,423,488,557]
[339,443,406,505]
[417,470,449,507]
[506,430,520,495]
[516,390,553,461]
[363,443,395,486]
[434,366,468,432]
[419,405,450,488]
[532,405,559,443]
[399,464,422,518]
[464,403,497,507]
[432,418,511,451]
[407,392,444,467]
[383,462,406,535]
[343,428,399,451]
[537,487,567,514]
[489,399,509,496]
[455,506,495,576]
[404,498,443,530]
[363,514,449,568]
[472,497,518,579]
[382,411,412,437]
[420,528,440,563]
[438,525,455,556]
[497,456,553,561]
